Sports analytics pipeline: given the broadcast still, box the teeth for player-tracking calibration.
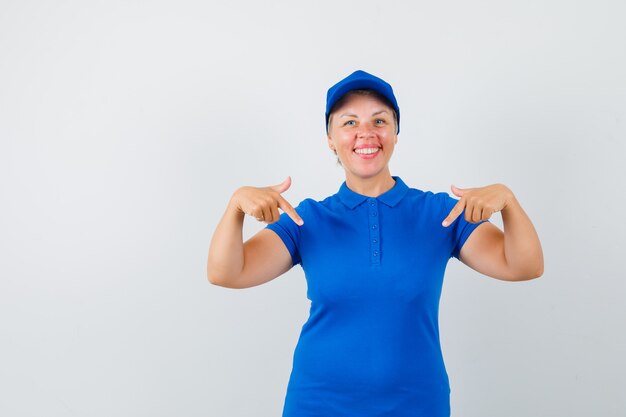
[354,148,380,155]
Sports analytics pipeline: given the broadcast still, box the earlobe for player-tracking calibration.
[327,136,335,151]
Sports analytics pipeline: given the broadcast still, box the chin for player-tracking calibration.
[349,166,387,178]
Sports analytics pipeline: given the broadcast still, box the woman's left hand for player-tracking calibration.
[442,183,514,227]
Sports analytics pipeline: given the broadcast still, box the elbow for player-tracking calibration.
[207,266,223,286]
[504,251,544,281]
[530,258,545,280]
[207,271,219,286]
[207,268,241,289]
[523,270,543,281]
[208,273,229,287]
[207,260,226,286]
[511,264,544,281]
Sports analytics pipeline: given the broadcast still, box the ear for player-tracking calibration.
[327,135,335,150]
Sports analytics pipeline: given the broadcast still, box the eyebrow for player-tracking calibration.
[339,110,390,118]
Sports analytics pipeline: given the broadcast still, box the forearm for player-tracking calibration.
[207,197,246,285]
[501,193,544,279]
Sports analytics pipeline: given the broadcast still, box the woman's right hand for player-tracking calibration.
[230,176,304,226]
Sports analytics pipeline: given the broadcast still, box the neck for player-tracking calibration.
[345,170,396,197]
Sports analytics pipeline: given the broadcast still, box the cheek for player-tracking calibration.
[381,132,395,144]
[335,135,354,148]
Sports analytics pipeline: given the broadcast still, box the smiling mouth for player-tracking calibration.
[354,147,381,155]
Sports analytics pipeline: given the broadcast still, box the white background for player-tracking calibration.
[1,0,625,416]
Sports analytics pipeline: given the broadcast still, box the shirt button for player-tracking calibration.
[372,224,377,229]
[372,239,377,243]
[373,251,379,256]
[371,211,377,216]
[370,201,375,206]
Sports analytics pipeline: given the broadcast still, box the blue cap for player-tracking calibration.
[325,70,400,134]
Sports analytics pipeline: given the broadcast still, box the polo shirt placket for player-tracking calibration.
[367,197,380,265]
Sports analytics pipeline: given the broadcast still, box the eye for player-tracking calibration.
[375,119,386,125]
[344,120,356,126]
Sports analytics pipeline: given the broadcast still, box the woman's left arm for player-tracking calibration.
[442,184,544,282]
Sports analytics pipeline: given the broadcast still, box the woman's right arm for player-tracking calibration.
[207,177,304,289]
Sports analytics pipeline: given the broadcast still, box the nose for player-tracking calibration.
[356,121,376,138]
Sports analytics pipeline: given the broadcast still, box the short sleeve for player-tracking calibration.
[264,200,306,267]
[439,193,490,260]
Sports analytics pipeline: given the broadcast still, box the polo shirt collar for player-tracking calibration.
[337,175,409,209]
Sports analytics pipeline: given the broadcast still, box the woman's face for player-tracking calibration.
[327,92,398,181]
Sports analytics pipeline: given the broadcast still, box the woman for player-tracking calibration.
[207,70,544,417]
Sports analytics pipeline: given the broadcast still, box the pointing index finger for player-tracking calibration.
[277,196,304,226]
[442,199,465,227]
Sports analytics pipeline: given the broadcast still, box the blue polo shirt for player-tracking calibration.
[265,175,488,417]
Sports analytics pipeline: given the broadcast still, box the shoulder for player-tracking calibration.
[291,196,332,223]
[291,194,351,228]
[296,197,322,212]
[299,194,340,211]
[398,184,458,224]
[403,185,449,208]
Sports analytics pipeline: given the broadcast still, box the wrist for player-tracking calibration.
[500,185,518,212]
[228,194,245,217]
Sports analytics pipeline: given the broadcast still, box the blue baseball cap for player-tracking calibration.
[325,70,400,134]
